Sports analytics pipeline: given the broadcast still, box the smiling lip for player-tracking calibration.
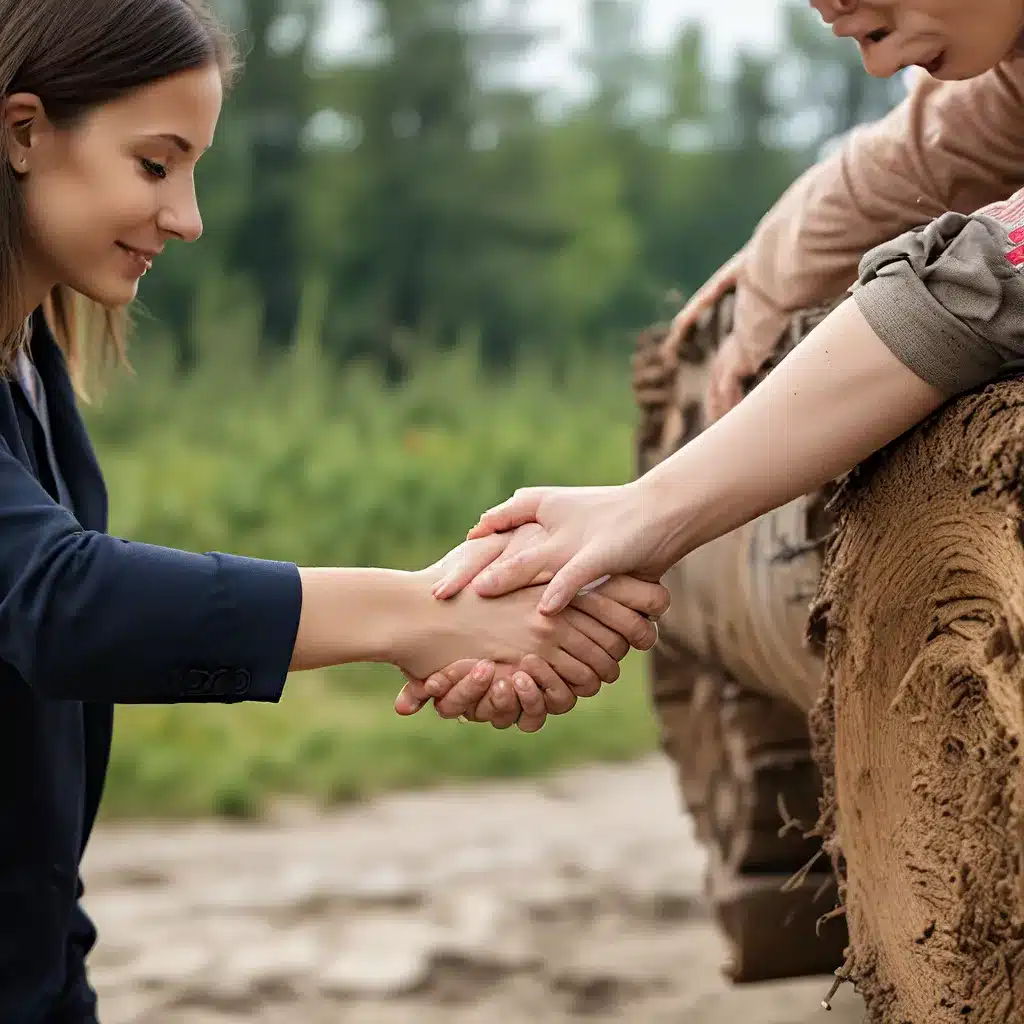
[116,242,158,277]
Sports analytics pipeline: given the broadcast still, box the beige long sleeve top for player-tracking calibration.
[733,58,1024,360]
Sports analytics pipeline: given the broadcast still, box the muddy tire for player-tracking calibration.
[635,297,848,982]
[809,377,1024,1023]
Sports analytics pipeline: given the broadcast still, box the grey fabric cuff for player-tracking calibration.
[852,270,1005,397]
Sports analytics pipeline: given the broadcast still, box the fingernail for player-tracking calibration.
[432,577,451,598]
[406,697,423,711]
[538,594,558,615]
[514,674,530,693]
[473,660,493,680]
[476,571,495,589]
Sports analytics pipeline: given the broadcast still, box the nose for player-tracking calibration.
[809,0,858,25]
[156,181,203,243]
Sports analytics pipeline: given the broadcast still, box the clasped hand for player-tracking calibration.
[396,510,673,732]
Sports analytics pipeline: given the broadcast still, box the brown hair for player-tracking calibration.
[0,0,238,389]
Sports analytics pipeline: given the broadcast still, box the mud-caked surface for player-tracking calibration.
[810,381,1024,1023]
[83,758,864,1023]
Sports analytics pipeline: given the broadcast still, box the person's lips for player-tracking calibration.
[115,242,159,277]
[919,50,946,74]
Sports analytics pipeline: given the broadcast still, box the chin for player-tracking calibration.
[73,277,140,309]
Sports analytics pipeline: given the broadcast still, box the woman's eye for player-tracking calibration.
[140,158,167,180]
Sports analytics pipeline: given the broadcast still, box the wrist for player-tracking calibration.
[630,468,702,570]
[293,567,441,670]
[387,567,450,667]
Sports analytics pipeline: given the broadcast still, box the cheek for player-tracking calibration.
[23,167,156,266]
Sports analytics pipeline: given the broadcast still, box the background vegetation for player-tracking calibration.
[91,0,903,817]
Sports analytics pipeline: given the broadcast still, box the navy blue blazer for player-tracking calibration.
[0,311,302,1023]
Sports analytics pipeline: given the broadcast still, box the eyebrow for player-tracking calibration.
[149,132,209,154]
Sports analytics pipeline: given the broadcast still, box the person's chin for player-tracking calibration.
[74,276,139,309]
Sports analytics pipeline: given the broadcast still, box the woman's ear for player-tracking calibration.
[4,93,47,175]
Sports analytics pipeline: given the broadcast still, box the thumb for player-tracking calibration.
[466,489,542,540]
[395,674,430,715]
[537,550,608,616]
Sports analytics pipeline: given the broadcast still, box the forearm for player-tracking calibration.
[643,298,944,563]
[291,567,434,671]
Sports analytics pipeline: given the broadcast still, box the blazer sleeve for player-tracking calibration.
[0,435,302,703]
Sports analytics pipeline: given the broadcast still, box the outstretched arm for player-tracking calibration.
[438,190,1024,612]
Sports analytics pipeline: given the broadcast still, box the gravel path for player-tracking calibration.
[83,757,864,1023]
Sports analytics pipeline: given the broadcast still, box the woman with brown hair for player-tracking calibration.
[0,1,671,1019]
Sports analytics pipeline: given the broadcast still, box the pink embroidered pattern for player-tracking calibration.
[976,188,1024,270]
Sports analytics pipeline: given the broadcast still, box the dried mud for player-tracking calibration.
[809,380,1024,1023]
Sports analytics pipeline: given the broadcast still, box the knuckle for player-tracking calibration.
[547,689,575,714]
[626,617,647,648]
[558,692,578,714]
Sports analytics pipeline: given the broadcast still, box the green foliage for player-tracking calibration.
[134,0,901,377]
[83,0,906,819]
[89,322,637,571]
[87,332,657,820]
[102,657,658,819]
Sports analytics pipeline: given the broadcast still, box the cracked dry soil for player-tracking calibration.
[83,758,865,1023]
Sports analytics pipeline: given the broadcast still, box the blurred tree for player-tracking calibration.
[226,0,320,351]
[131,0,904,376]
[775,2,905,154]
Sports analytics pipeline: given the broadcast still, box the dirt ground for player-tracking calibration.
[83,757,865,1023]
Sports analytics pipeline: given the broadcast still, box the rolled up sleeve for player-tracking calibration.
[852,191,1024,396]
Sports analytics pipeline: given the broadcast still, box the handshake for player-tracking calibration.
[393,508,673,733]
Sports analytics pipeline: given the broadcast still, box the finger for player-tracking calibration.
[512,672,547,733]
[589,576,671,620]
[633,385,673,408]
[433,660,496,719]
[561,606,629,665]
[483,677,522,730]
[466,489,542,540]
[706,369,731,425]
[571,589,656,650]
[422,659,478,700]
[546,648,602,699]
[394,675,430,715]
[431,534,510,600]
[521,654,577,715]
[556,619,621,685]
[631,361,671,389]
[472,540,561,599]
[661,262,740,359]
[572,590,659,651]
[538,550,607,616]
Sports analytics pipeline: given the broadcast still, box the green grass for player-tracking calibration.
[101,656,659,820]
[83,317,660,820]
